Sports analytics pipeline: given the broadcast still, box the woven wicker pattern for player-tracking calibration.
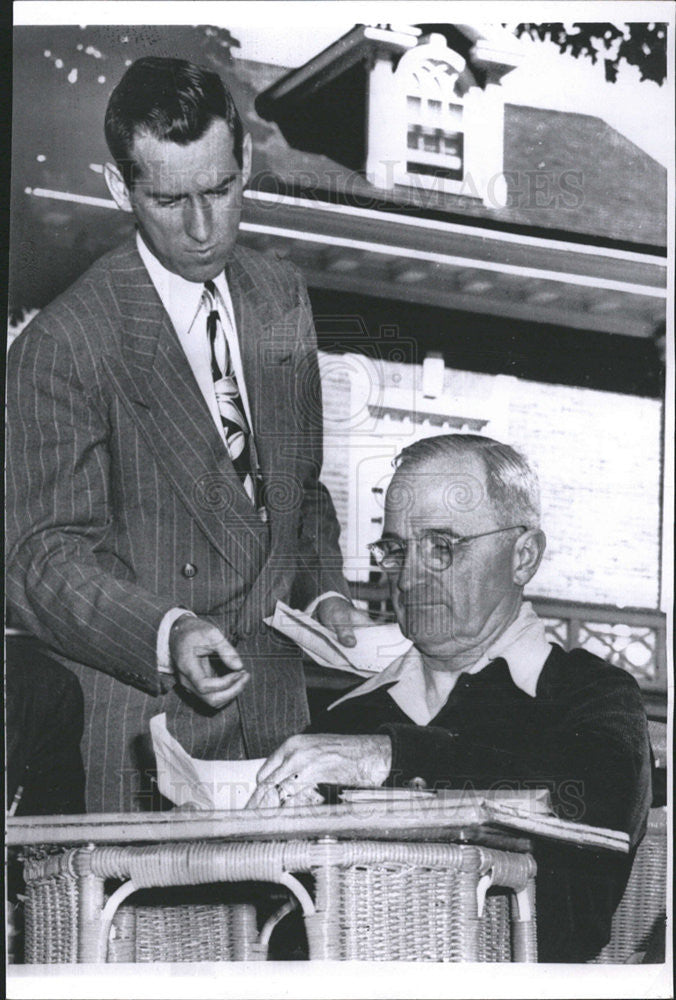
[592,808,667,963]
[23,852,79,964]
[480,894,512,962]
[340,863,471,961]
[20,838,536,963]
[327,864,511,961]
[108,902,263,962]
[106,907,135,962]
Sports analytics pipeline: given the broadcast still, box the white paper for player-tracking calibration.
[265,600,412,675]
[150,713,264,810]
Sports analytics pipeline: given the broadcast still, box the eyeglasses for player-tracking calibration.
[368,525,527,573]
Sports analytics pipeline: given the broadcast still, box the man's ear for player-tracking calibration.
[104,162,133,213]
[512,529,546,587]
[241,133,252,189]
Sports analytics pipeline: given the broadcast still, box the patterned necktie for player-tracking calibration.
[203,280,265,518]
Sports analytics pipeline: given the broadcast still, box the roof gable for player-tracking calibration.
[244,54,666,246]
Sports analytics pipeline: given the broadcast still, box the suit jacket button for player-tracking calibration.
[181,562,197,579]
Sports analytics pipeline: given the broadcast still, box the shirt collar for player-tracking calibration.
[463,601,552,696]
[136,231,231,338]
[327,602,552,719]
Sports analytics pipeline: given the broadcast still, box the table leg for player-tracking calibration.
[77,872,105,962]
[511,879,538,962]
[306,864,341,960]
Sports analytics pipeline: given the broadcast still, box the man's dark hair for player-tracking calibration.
[104,56,244,188]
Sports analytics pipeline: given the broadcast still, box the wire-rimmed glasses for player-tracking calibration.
[368,525,527,573]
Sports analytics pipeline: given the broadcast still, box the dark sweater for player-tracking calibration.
[309,644,652,962]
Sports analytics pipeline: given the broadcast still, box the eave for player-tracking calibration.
[255,24,419,117]
[240,190,666,338]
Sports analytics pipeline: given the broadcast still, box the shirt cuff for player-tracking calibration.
[304,591,351,618]
[157,608,196,674]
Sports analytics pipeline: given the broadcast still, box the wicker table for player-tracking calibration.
[8,795,601,965]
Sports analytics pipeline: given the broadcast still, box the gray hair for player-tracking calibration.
[394,433,541,529]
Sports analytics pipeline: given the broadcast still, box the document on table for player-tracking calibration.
[150,713,264,810]
[480,802,631,852]
[265,600,412,676]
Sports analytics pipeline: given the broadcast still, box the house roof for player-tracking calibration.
[248,53,666,248]
[231,55,666,340]
[9,31,666,345]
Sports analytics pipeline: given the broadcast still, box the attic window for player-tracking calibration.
[403,63,465,186]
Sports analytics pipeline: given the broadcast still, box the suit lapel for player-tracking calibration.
[226,249,301,506]
[226,249,282,452]
[103,243,267,578]
[226,251,303,629]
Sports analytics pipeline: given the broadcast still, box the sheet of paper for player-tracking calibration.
[150,713,264,810]
[265,600,412,675]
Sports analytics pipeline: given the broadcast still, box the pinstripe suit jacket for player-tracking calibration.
[6,238,350,812]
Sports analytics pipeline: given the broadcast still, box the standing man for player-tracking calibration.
[7,57,365,812]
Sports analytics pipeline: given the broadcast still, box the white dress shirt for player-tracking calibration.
[136,232,256,439]
[327,602,553,725]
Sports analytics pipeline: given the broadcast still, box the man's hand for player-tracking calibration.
[314,595,374,647]
[169,614,249,709]
[247,733,392,809]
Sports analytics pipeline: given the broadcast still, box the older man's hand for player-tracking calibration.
[247,733,392,809]
[314,595,374,647]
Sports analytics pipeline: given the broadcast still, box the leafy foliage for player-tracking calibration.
[514,23,667,85]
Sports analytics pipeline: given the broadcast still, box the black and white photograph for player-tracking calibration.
[5,2,673,998]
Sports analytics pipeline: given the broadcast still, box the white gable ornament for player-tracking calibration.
[366,32,509,207]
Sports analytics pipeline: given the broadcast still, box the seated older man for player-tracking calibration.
[252,434,652,963]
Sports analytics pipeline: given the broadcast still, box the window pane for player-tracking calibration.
[443,133,462,160]
[407,126,423,151]
[448,103,463,125]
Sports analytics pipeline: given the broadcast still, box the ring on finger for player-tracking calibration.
[274,773,300,803]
